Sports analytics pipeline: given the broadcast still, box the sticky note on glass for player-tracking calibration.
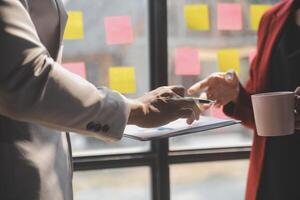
[210,107,228,119]
[175,48,200,75]
[217,49,240,74]
[104,16,134,45]
[64,11,84,40]
[217,3,242,31]
[63,62,87,79]
[109,67,136,94]
[184,4,210,31]
[249,49,257,64]
[250,5,272,31]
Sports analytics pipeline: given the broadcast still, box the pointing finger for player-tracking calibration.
[188,78,210,95]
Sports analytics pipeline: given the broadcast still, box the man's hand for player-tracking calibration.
[128,86,201,128]
[295,87,300,130]
[187,71,240,108]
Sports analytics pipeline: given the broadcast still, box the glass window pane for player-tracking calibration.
[73,167,151,200]
[62,0,150,154]
[167,0,280,150]
[171,160,249,200]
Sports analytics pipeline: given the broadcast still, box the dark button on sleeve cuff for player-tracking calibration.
[94,123,102,132]
[86,122,96,131]
[102,124,110,132]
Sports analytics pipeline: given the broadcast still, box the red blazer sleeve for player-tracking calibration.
[223,77,256,129]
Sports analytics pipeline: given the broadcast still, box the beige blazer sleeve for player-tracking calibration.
[0,0,130,142]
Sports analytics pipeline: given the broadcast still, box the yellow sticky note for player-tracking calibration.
[64,11,84,40]
[109,67,136,94]
[250,5,272,31]
[184,4,210,31]
[217,49,240,74]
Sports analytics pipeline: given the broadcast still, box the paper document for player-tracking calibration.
[124,116,240,141]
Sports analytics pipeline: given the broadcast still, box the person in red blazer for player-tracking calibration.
[188,0,300,199]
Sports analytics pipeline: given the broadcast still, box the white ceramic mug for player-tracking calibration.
[251,91,295,137]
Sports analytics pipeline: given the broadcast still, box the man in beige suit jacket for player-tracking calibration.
[0,0,200,199]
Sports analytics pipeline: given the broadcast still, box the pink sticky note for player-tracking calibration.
[175,48,200,75]
[217,3,242,31]
[210,106,228,119]
[63,62,87,79]
[104,16,134,45]
[249,49,257,64]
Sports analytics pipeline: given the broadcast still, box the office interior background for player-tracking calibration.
[61,0,280,199]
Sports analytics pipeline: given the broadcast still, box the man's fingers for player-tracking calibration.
[179,108,198,125]
[178,109,193,118]
[174,99,201,121]
[187,115,196,125]
[179,109,196,125]
[160,90,176,98]
[174,98,199,109]
[150,105,160,113]
[169,85,185,97]
[188,79,210,95]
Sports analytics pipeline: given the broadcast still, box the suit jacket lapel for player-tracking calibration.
[55,0,68,45]
[53,0,72,164]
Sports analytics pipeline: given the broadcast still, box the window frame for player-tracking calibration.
[73,1,251,199]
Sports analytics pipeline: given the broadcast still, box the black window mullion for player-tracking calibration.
[148,0,170,199]
[72,147,250,171]
[151,139,170,200]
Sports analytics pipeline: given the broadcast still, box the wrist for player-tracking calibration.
[127,99,144,125]
[224,71,240,104]
[232,83,240,103]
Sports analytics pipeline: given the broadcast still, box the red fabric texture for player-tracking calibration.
[223,1,294,199]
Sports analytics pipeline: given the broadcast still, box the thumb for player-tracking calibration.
[178,109,194,119]
[179,109,197,125]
